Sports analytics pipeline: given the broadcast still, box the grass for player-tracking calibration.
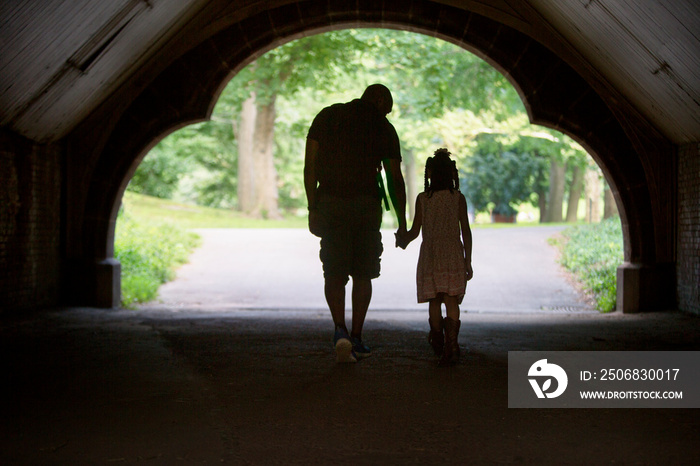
[122,191,578,230]
[121,191,307,229]
[549,216,623,312]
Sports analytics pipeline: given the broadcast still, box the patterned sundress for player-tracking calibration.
[416,190,467,304]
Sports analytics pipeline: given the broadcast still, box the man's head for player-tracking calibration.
[361,84,393,115]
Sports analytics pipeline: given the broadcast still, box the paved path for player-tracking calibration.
[5,307,700,464]
[147,226,593,313]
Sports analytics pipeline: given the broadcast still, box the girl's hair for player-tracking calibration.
[424,148,459,196]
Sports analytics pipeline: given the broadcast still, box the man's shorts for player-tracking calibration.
[317,195,383,283]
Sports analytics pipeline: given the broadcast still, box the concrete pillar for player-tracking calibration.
[617,262,676,313]
[66,258,121,308]
[94,258,121,308]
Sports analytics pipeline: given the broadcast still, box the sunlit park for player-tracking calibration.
[116,29,622,313]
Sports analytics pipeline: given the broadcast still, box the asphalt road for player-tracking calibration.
[147,226,594,314]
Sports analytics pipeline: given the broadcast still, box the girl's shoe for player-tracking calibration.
[439,317,461,367]
[428,318,444,356]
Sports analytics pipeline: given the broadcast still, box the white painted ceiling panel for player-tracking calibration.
[528,0,700,143]
[0,0,131,123]
[13,0,204,141]
[0,0,206,141]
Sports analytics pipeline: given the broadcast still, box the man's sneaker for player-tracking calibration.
[351,336,372,359]
[333,327,357,363]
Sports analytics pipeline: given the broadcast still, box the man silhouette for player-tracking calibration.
[304,84,407,363]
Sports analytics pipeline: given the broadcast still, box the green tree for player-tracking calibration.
[128,124,231,203]
[462,133,544,218]
[128,146,189,199]
[213,30,371,217]
[493,125,588,223]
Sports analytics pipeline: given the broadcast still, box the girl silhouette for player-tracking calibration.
[397,148,474,366]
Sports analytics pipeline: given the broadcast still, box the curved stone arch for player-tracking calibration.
[80,1,659,309]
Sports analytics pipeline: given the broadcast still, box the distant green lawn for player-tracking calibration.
[121,191,307,229]
[120,191,575,230]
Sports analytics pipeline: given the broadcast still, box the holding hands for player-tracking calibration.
[395,227,411,249]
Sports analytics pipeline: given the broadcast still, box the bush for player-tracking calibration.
[115,211,200,308]
[555,217,623,312]
[461,134,548,218]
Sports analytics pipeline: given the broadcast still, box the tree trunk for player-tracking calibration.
[534,167,547,223]
[252,97,281,219]
[538,192,547,223]
[566,165,584,222]
[237,94,257,213]
[603,182,619,219]
[545,157,565,222]
[584,168,602,223]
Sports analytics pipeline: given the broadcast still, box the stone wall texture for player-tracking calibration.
[0,130,61,313]
[677,143,700,314]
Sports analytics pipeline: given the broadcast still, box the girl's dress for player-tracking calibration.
[416,189,467,304]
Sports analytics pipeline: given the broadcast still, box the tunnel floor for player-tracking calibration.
[2,307,699,465]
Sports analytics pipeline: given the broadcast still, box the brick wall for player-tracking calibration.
[0,130,61,313]
[677,143,700,314]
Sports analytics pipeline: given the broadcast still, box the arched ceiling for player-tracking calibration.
[1,0,698,144]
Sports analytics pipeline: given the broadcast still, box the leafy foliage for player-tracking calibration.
[555,217,623,312]
[115,208,200,308]
[461,133,546,216]
[234,30,370,107]
[128,149,190,199]
[128,122,236,207]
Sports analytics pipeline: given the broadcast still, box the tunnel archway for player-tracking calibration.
[69,1,673,311]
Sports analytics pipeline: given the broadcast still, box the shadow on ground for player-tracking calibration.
[2,308,699,464]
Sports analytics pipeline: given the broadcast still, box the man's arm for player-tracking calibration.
[397,194,422,249]
[305,138,325,237]
[382,158,407,231]
[304,138,319,210]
